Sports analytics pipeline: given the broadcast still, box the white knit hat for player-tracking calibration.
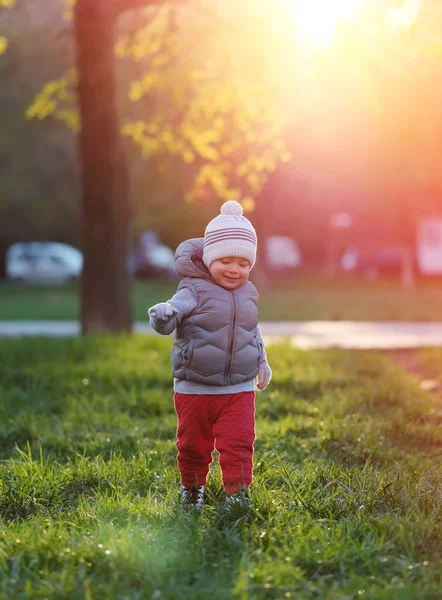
[202,200,257,269]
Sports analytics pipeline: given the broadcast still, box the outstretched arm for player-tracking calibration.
[256,325,272,390]
[149,287,197,335]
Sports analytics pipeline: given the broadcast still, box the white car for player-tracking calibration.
[417,216,442,275]
[6,242,83,284]
[265,236,302,270]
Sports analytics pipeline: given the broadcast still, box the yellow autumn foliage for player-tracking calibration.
[1,0,16,55]
[27,0,292,205]
[26,69,80,133]
[0,35,8,55]
[241,197,256,213]
[21,0,442,223]
[64,0,75,19]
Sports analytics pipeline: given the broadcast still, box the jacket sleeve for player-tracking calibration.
[149,287,197,336]
[255,324,268,365]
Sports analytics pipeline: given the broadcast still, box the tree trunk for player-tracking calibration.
[324,227,340,278]
[400,246,415,289]
[0,239,10,279]
[398,199,416,290]
[75,0,133,334]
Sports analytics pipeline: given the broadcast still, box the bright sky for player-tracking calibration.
[285,0,422,49]
[386,0,421,33]
[286,0,366,49]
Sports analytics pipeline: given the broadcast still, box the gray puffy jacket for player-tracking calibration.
[172,238,262,386]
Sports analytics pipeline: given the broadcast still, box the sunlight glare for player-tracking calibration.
[386,0,421,33]
[286,0,365,49]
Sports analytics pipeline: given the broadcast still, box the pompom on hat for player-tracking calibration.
[202,200,257,269]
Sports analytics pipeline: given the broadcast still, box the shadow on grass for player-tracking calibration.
[0,335,177,461]
[0,334,173,396]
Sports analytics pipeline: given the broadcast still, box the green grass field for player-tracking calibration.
[2,275,442,321]
[0,337,441,598]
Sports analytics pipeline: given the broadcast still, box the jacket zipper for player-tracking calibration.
[224,291,238,384]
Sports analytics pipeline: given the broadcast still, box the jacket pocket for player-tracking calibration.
[171,343,183,370]
[184,340,195,368]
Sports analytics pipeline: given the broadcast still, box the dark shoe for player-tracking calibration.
[180,484,205,509]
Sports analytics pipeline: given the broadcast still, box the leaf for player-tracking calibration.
[0,35,8,55]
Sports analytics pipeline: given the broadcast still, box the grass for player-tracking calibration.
[2,274,442,321]
[0,337,441,599]
[421,348,442,377]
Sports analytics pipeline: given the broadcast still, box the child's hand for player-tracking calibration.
[256,362,272,391]
[149,302,179,323]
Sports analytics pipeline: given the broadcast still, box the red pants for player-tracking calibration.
[174,391,256,494]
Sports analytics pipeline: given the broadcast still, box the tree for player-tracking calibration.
[28,0,442,309]
[31,1,292,206]
[37,0,292,333]
[339,0,442,287]
[74,0,134,334]
[0,0,83,276]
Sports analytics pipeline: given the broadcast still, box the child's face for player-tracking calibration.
[210,257,251,290]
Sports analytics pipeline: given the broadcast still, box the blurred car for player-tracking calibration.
[129,242,177,279]
[341,246,404,277]
[416,216,442,275]
[265,236,302,271]
[6,242,83,284]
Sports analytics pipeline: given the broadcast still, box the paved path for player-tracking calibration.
[2,320,442,349]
